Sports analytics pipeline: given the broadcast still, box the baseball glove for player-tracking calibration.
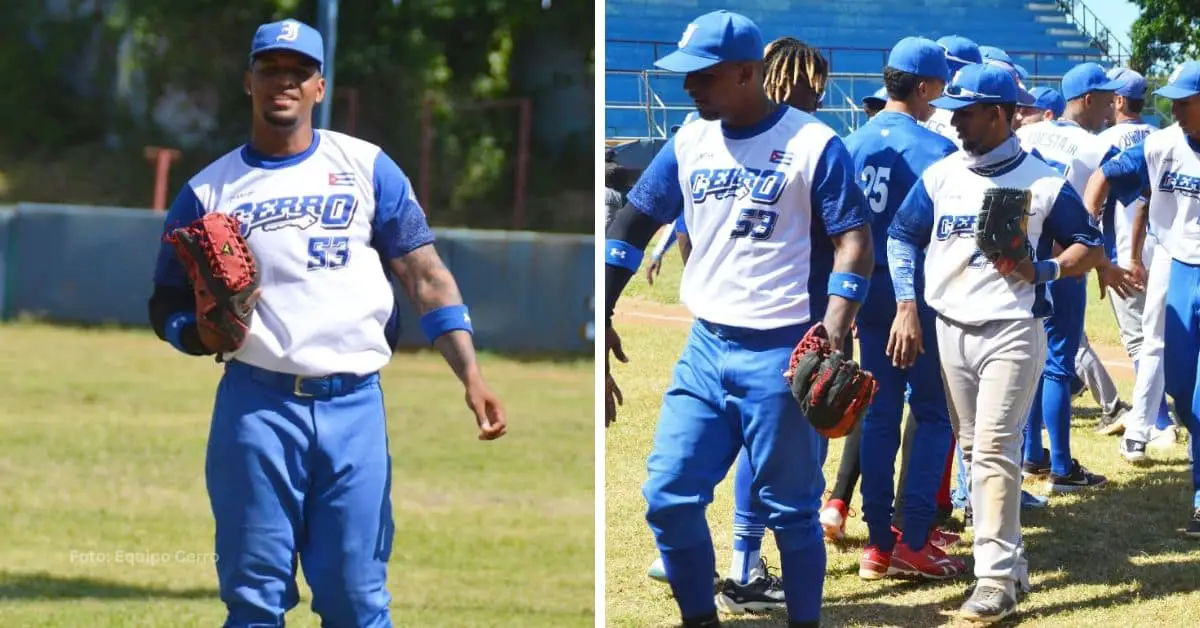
[164,213,259,355]
[975,187,1033,275]
[783,323,877,439]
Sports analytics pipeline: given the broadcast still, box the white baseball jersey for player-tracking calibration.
[624,105,870,329]
[890,147,1103,325]
[1096,120,1158,265]
[1104,124,1200,265]
[1015,120,1117,196]
[921,108,961,148]
[153,129,435,376]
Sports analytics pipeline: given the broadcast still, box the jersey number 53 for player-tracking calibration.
[308,236,350,271]
[730,208,779,240]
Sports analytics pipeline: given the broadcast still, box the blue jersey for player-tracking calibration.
[843,111,957,272]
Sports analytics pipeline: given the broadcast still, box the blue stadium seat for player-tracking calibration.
[605,0,1115,137]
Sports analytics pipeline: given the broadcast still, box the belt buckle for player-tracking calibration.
[293,376,315,398]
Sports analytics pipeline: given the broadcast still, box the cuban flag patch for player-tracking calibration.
[329,172,356,186]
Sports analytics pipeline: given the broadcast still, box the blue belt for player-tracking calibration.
[226,360,378,399]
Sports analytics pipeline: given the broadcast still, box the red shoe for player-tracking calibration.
[820,499,850,542]
[858,545,891,580]
[888,541,968,580]
[929,527,962,549]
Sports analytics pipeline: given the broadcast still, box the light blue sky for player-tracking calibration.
[1088,1,1140,46]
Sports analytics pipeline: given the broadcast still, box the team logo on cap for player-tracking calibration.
[277,21,300,42]
[1169,64,1185,84]
[679,23,698,48]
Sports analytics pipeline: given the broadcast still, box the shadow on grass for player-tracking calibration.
[719,464,1200,626]
[0,571,217,600]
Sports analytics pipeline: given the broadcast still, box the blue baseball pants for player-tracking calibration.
[1163,259,1200,510]
[207,360,394,628]
[1024,275,1085,477]
[644,319,827,624]
[856,275,953,552]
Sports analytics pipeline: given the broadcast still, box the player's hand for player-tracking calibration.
[1098,260,1142,300]
[606,324,628,427]
[1129,258,1148,286]
[465,380,507,441]
[645,257,663,286]
[886,301,924,369]
[1003,258,1036,284]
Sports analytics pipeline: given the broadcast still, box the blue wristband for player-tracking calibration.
[420,304,473,343]
[605,239,644,272]
[1033,259,1061,284]
[165,311,197,354]
[828,272,869,303]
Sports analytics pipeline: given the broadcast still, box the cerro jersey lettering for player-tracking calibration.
[1144,125,1200,263]
[1016,120,1115,196]
[920,108,961,148]
[629,106,868,329]
[155,130,434,376]
[1097,120,1158,265]
[905,152,1097,325]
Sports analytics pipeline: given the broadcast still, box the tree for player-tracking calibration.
[1130,0,1200,73]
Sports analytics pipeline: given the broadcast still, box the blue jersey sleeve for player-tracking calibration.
[373,151,436,259]
[1045,182,1103,249]
[888,175,936,249]
[153,184,204,287]
[812,136,871,235]
[625,138,684,224]
[675,214,687,234]
[1102,142,1150,207]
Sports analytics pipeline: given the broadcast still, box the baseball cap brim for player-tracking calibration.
[930,95,980,111]
[251,45,322,66]
[1017,87,1035,106]
[1153,84,1200,100]
[654,50,722,73]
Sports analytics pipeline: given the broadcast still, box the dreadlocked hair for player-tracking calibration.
[763,37,829,104]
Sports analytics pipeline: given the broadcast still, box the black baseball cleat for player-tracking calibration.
[1119,438,1149,464]
[1186,509,1200,538]
[1049,459,1107,493]
[681,611,721,627]
[1021,448,1051,479]
[1095,400,1132,435]
[714,565,786,614]
[959,583,1017,623]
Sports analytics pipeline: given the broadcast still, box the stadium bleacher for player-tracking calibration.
[605,0,1115,139]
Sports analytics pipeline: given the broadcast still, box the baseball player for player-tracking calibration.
[1084,61,1200,538]
[1014,61,1125,493]
[923,35,983,146]
[604,11,874,627]
[147,20,507,627]
[1090,68,1174,451]
[843,36,963,581]
[862,87,886,119]
[887,64,1110,621]
[1013,87,1066,130]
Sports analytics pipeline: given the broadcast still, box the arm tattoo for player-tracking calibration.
[390,244,480,384]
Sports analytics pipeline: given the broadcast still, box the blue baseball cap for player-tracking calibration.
[937,35,982,73]
[984,59,1036,106]
[1155,61,1200,100]
[887,37,950,81]
[250,19,324,69]
[932,63,1019,111]
[1027,86,1066,117]
[1107,67,1147,99]
[862,86,887,107]
[979,45,1013,65]
[654,11,764,73]
[1060,62,1123,100]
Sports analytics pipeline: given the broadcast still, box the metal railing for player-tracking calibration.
[1054,0,1134,67]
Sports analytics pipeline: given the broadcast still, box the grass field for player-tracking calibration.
[606,253,1200,628]
[0,323,594,627]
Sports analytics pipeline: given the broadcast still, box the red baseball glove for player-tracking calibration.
[784,323,877,439]
[164,213,260,354]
